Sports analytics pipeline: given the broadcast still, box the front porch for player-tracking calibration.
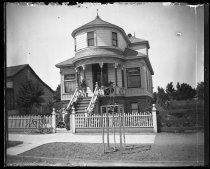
[61,61,153,101]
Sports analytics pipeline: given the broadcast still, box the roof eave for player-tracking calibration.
[130,41,150,49]
[55,64,74,68]
[72,25,131,45]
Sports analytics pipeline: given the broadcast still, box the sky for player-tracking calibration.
[6,2,204,92]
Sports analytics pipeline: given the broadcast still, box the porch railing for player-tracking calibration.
[87,82,99,114]
[99,86,125,97]
[66,87,78,110]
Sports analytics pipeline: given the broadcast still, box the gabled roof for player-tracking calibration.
[71,15,130,44]
[129,37,150,49]
[55,57,75,68]
[7,64,28,77]
[6,64,54,93]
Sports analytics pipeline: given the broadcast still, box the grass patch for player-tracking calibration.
[7,141,23,148]
[18,142,204,162]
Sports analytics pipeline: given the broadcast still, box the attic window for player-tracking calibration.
[87,31,94,46]
[112,32,118,47]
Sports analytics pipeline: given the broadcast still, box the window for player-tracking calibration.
[64,74,76,93]
[146,70,149,91]
[7,88,15,110]
[112,32,118,47]
[87,31,94,46]
[126,67,141,88]
[131,103,138,113]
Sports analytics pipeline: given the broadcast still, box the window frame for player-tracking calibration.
[87,31,94,46]
[126,67,141,88]
[112,32,118,47]
[63,74,76,94]
[130,102,139,113]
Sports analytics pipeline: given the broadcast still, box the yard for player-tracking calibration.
[6,132,204,166]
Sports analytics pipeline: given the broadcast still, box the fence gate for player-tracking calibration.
[56,108,70,133]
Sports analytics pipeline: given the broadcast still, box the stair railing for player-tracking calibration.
[66,87,79,110]
[87,82,99,114]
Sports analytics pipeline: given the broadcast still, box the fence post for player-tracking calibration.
[52,108,56,133]
[71,106,76,133]
[152,104,157,133]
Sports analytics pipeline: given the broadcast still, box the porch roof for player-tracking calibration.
[129,37,150,49]
[55,57,75,68]
[73,47,124,63]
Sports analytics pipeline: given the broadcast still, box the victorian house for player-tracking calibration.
[56,14,154,114]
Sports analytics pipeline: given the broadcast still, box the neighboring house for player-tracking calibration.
[6,64,54,114]
[56,14,154,114]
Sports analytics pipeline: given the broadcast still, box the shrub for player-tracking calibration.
[64,113,70,130]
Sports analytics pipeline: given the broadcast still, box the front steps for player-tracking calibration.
[75,97,92,113]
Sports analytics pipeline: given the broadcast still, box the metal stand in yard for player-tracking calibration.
[100,104,126,153]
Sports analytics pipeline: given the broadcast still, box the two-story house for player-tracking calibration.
[56,14,154,114]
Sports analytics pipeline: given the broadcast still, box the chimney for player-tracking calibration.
[127,33,132,38]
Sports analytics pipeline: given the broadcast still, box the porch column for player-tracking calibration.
[114,63,118,87]
[75,67,78,88]
[152,104,157,133]
[99,62,104,87]
[82,64,86,80]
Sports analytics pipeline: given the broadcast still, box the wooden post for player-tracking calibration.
[82,65,86,80]
[62,108,65,122]
[119,109,123,151]
[122,106,126,146]
[52,108,56,133]
[114,63,118,87]
[101,106,105,153]
[112,110,116,151]
[106,110,109,150]
[99,62,103,87]
[152,104,157,133]
[75,67,79,87]
[72,106,76,133]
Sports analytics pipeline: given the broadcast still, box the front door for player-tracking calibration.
[92,63,108,90]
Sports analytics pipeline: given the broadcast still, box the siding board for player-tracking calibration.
[76,32,87,50]
[96,30,111,46]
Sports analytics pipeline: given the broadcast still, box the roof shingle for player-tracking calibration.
[7,64,28,77]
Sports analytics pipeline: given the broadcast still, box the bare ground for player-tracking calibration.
[6,132,204,166]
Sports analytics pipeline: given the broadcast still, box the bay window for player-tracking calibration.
[126,67,141,88]
[64,74,76,93]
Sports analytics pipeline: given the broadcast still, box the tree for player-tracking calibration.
[16,80,45,114]
[174,82,196,100]
[156,86,167,105]
[166,82,175,100]
[196,81,204,100]
[53,84,61,102]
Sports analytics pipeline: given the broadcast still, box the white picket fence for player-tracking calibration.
[8,115,53,129]
[74,112,153,128]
